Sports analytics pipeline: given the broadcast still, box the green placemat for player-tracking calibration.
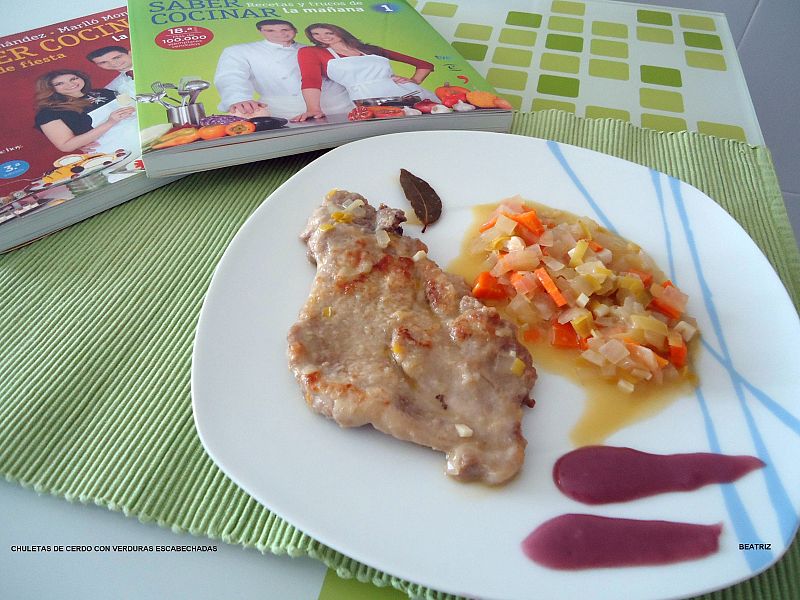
[1,111,799,600]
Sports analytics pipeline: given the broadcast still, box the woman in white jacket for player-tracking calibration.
[213,19,353,120]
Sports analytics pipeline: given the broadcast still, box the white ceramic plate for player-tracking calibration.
[192,131,800,600]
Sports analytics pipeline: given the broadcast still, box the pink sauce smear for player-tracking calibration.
[522,514,722,570]
[554,445,765,504]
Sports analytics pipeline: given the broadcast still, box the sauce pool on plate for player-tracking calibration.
[554,445,765,504]
[522,514,722,570]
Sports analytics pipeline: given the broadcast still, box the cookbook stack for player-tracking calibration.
[0,6,177,253]
[0,0,513,251]
[125,0,513,177]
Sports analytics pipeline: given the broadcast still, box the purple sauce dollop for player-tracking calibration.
[554,445,765,504]
[522,514,722,570]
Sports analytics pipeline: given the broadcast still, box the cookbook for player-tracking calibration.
[0,7,178,253]
[127,0,513,178]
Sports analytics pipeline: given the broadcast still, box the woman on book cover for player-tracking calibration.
[214,19,353,120]
[33,69,136,155]
[292,23,437,122]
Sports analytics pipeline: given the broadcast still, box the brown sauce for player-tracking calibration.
[522,514,722,570]
[448,203,694,446]
[554,445,765,504]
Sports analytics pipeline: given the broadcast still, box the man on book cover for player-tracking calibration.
[213,18,352,121]
[87,45,136,98]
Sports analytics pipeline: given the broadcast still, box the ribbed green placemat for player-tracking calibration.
[1,111,798,600]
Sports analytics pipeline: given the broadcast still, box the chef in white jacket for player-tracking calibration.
[86,46,136,98]
[214,19,353,120]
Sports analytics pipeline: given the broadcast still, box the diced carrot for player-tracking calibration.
[514,226,540,246]
[588,240,605,253]
[627,269,653,287]
[654,352,670,369]
[509,271,539,297]
[472,271,508,301]
[505,210,545,236]
[534,267,568,307]
[669,339,688,368]
[649,298,683,320]
[478,215,498,233]
[551,320,580,348]
[522,327,541,343]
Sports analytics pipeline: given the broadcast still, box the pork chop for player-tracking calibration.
[287,190,537,485]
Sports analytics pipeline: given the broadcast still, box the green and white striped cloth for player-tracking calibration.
[1,111,798,600]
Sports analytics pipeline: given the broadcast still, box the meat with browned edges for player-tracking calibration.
[287,190,536,485]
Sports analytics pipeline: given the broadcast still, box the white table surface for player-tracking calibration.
[2,2,798,599]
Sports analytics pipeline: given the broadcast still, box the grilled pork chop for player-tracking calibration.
[287,190,537,484]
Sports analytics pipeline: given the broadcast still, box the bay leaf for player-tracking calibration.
[399,169,442,233]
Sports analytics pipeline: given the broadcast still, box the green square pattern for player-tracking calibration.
[684,31,723,50]
[552,1,586,16]
[679,14,716,31]
[532,98,576,112]
[637,9,673,26]
[420,1,458,18]
[454,23,493,41]
[506,11,542,28]
[548,16,584,33]
[637,26,674,44]
[545,33,584,52]
[586,105,631,121]
[589,59,629,80]
[592,21,628,38]
[685,50,727,70]
[641,65,682,87]
[697,121,746,142]
[492,47,534,68]
[640,88,684,112]
[537,74,580,97]
[486,67,529,90]
[641,113,687,132]
[502,93,523,110]
[499,28,537,46]
[451,41,488,61]
[540,52,581,74]
[590,39,628,58]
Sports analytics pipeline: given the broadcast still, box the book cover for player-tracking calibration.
[127,0,513,177]
[0,7,174,253]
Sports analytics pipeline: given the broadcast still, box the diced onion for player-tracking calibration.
[674,320,697,342]
[617,379,635,393]
[631,314,668,336]
[506,293,540,323]
[558,306,590,325]
[542,256,565,271]
[375,229,390,248]
[599,339,629,364]
[580,348,606,366]
[494,213,518,235]
[455,424,474,437]
[343,198,364,212]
